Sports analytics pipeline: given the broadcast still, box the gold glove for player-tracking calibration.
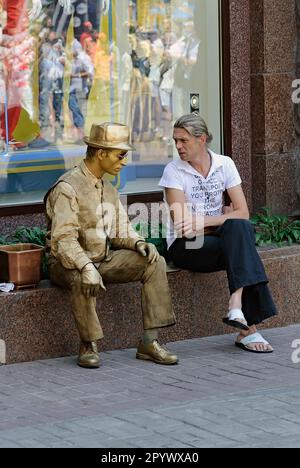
[81,263,106,299]
[136,241,160,265]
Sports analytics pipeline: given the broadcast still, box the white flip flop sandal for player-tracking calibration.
[223,309,250,331]
[235,332,274,354]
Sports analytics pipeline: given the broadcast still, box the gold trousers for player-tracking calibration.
[49,250,176,342]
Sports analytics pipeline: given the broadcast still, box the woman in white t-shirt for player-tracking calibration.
[159,114,277,354]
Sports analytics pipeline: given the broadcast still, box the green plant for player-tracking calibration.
[0,227,47,246]
[251,208,300,247]
[134,222,168,257]
[13,227,47,247]
[0,234,11,245]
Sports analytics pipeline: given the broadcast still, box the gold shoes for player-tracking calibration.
[77,341,100,369]
[136,340,179,365]
[77,340,178,368]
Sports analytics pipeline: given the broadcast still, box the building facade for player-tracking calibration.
[0,0,299,233]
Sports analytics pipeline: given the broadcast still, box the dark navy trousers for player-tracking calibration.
[169,219,278,326]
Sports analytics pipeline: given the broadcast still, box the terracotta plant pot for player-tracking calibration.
[0,244,44,289]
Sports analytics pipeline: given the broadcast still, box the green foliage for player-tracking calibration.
[134,222,168,257]
[251,208,300,247]
[0,227,47,246]
[0,234,11,245]
[13,227,47,247]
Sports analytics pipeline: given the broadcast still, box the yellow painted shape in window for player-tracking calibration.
[13,109,40,143]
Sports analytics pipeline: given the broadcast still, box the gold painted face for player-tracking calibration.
[100,149,128,176]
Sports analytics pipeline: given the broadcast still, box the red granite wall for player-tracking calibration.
[228,0,252,207]
[250,0,299,214]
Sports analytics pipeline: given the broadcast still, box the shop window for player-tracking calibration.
[0,0,222,207]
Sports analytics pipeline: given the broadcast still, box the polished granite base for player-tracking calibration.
[0,246,300,364]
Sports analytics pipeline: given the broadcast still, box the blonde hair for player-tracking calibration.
[174,114,213,144]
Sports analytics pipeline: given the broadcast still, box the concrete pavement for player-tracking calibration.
[1,325,300,448]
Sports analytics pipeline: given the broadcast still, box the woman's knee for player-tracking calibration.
[223,219,253,231]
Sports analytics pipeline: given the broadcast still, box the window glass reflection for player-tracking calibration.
[0,0,221,205]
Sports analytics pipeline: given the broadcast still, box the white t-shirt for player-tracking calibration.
[159,150,242,249]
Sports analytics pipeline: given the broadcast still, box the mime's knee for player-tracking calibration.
[156,255,167,272]
[144,255,167,277]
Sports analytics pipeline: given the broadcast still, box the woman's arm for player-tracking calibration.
[165,185,249,238]
[165,188,204,238]
[204,185,249,228]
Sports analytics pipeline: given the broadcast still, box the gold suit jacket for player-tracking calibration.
[45,161,144,271]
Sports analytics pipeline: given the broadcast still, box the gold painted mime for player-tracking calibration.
[45,123,178,368]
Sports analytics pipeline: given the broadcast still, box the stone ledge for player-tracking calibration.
[1,246,300,364]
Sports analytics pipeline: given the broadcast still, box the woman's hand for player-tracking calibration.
[174,217,195,238]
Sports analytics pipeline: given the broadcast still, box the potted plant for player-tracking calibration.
[0,227,47,289]
[0,244,44,289]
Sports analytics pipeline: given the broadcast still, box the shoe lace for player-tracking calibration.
[89,342,98,353]
[82,341,97,354]
[153,340,169,355]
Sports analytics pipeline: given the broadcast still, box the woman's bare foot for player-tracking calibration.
[236,326,274,352]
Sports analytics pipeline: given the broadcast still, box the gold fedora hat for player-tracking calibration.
[83,123,135,151]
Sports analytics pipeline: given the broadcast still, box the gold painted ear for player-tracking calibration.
[97,149,105,160]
